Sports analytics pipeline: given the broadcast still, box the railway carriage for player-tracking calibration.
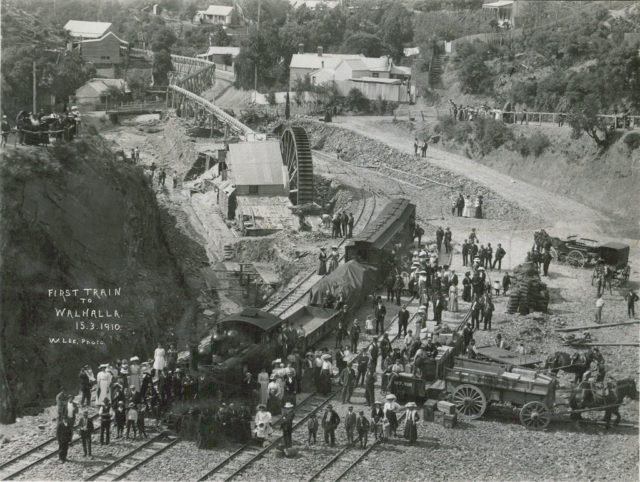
[345,198,416,274]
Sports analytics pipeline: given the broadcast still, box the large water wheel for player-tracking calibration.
[280,126,313,205]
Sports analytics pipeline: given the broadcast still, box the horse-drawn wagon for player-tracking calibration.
[444,358,556,429]
[534,231,630,283]
[443,357,638,430]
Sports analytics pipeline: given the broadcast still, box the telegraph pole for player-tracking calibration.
[253,0,261,102]
[32,58,37,114]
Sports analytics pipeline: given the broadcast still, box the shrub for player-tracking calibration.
[266,91,277,105]
[513,135,530,157]
[528,132,551,157]
[474,117,513,154]
[345,88,370,113]
[623,132,640,151]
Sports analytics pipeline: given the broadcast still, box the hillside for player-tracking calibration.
[0,138,191,423]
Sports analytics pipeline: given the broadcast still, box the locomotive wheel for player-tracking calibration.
[566,250,585,268]
[452,384,487,420]
[520,401,551,430]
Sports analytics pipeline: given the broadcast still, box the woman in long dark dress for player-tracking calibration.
[462,272,472,302]
[318,247,327,275]
[403,402,419,444]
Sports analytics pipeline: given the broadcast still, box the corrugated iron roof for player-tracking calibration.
[290,53,361,70]
[342,58,369,71]
[64,20,112,38]
[198,46,241,57]
[351,198,414,249]
[351,77,401,84]
[483,0,514,8]
[203,5,234,15]
[79,31,128,45]
[227,141,285,186]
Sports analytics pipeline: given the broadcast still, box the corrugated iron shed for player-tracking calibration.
[227,141,285,186]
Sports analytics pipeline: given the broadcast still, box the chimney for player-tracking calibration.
[317,46,323,57]
[298,43,304,54]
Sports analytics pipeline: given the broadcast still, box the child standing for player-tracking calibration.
[114,401,126,439]
[126,403,138,440]
[307,413,318,445]
[365,315,373,335]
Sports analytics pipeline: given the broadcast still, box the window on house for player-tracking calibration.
[372,72,379,78]
[249,186,259,194]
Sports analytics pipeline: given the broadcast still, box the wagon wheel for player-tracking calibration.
[280,126,314,206]
[452,384,487,420]
[566,250,585,268]
[549,247,559,263]
[519,401,551,430]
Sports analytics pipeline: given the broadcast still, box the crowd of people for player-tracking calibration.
[55,342,197,462]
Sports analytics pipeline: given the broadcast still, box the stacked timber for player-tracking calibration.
[507,262,549,314]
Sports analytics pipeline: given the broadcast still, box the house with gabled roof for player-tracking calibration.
[194,5,234,25]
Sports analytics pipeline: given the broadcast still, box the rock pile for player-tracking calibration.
[297,120,540,225]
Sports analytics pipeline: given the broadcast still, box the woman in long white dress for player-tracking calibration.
[153,343,166,373]
[462,196,472,218]
[254,405,272,445]
[96,365,112,406]
[449,284,459,312]
[257,368,270,406]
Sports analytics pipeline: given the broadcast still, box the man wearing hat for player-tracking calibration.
[344,406,357,447]
[356,410,370,448]
[114,400,126,438]
[350,320,361,354]
[281,402,294,449]
[99,399,113,445]
[340,363,356,404]
[79,365,93,407]
[436,227,444,252]
[78,409,93,457]
[322,404,340,447]
[398,305,410,337]
[56,417,73,463]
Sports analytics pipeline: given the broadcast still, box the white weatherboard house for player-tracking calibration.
[194,5,234,25]
[292,47,413,102]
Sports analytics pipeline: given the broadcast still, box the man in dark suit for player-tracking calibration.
[345,406,357,446]
[57,418,73,463]
[492,244,506,270]
[462,240,469,266]
[340,364,356,404]
[374,302,386,334]
[356,410,370,448]
[322,405,340,447]
[436,227,444,251]
[398,305,409,337]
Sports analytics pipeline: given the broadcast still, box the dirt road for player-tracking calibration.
[331,116,616,238]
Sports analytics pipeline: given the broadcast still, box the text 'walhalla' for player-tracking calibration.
[54,308,122,318]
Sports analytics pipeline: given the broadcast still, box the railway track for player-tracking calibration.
[196,392,334,481]
[198,296,409,482]
[263,189,377,318]
[85,430,179,481]
[0,414,99,480]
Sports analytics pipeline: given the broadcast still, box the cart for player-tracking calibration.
[444,358,557,430]
[535,230,630,273]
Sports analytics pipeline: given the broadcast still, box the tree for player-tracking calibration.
[346,88,370,113]
[209,24,231,47]
[380,3,414,62]
[340,32,383,57]
[151,27,177,52]
[152,50,173,86]
[568,95,615,148]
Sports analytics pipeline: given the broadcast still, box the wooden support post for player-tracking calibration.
[555,321,640,332]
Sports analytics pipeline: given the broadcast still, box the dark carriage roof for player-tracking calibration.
[599,242,629,251]
[351,198,414,249]
[218,308,281,332]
